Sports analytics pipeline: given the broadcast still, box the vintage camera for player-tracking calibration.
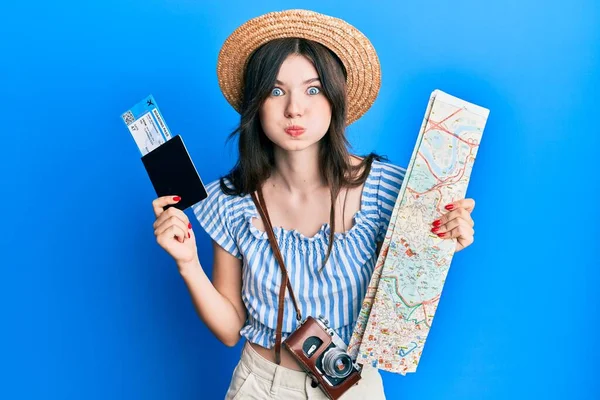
[283,315,362,399]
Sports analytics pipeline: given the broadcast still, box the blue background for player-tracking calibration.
[1,0,598,399]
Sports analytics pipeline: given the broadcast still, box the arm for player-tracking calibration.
[151,194,246,348]
[178,241,246,347]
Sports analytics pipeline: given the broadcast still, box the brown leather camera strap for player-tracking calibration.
[250,188,302,365]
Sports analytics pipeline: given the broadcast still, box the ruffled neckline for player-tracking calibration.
[243,162,379,243]
[246,208,371,242]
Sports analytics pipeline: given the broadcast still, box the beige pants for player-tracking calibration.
[224,341,386,399]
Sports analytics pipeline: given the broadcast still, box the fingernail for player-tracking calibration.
[432,220,441,227]
[431,227,440,233]
[444,204,454,210]
[188,232,191,238]
[188,222,192,229]
[438,232,446,237]
[173,196,181,202]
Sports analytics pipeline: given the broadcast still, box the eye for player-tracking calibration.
[271,87,284,96]
[307,86,321,95]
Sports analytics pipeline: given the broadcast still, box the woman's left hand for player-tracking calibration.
[431,199,476,252]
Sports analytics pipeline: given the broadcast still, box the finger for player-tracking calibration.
[155,214,189,237]
[155,216,190,242]
[153,206,191,231]
[443,198,475,213]
[456,228,475,250]
[156,226,185,247]
[157,225,189,246]
[152,195,182,218]
[441,223,474,240]
[431,218,461,236]
[432,208,474,228]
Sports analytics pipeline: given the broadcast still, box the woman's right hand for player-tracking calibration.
[152,195,198,266]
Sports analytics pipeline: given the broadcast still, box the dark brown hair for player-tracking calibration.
[220,37,383,266]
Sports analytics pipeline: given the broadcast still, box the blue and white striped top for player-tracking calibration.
[192,160,406,348]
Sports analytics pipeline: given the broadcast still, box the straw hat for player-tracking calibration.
[216,9,381,125]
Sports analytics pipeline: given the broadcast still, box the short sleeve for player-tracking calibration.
[375,162,406,242]
[191,179,242,259]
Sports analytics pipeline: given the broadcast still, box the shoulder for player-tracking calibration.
[368,160,405,236]
[191,177,246,259]
[191,177,246,221]
[205,178,237,202]
[349,155,406,183]
[370,159,406,192]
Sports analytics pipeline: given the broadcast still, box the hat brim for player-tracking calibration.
[217,9,381,125]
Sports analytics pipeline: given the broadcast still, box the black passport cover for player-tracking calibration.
[141,135,208,211]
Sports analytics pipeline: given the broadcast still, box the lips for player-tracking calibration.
[285,125,305,137]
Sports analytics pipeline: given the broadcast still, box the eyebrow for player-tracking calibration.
[275,77,321,85]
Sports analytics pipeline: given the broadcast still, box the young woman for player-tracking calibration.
[151,9,476,400]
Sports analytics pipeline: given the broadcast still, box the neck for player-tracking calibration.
[271,145,326,194]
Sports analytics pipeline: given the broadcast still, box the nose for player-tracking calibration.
[284,92,305,119]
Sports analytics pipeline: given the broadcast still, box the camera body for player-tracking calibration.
[283,315,362,399]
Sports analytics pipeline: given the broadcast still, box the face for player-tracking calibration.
[259,54,332,152]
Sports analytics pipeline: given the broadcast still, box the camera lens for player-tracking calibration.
[322,348,353,379]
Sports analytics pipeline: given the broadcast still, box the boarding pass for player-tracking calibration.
[120,94,173,155]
